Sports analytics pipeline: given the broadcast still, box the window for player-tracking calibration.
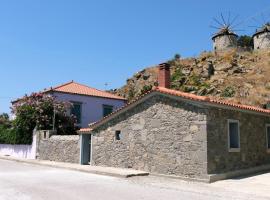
[266,125,270,151]
[228,120,240,152]
[115,131,122,141]
[71,102,82,124]
[103,105,113,117]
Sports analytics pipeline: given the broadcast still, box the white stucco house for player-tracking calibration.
[13,81,127,128]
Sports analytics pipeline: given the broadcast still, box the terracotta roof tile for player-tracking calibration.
[86,87,270,132]
[77,128,92,133]
[48,81,126,100]
[156,87,270,114]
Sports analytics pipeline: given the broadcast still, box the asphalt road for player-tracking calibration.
[0,159,270,200]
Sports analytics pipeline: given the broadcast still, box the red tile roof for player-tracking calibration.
[46,81,126,101]
[77,128,92,133]
[156,87,270,114]
[81,87,270,133]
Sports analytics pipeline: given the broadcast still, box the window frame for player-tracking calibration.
[115,130,122,141]
[71,101,83,125]
[227,119,241,153]
[265,124,270,153]
[103,104,114,118]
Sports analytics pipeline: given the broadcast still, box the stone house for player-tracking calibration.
[13,81,127,128]
[79,64,270,182]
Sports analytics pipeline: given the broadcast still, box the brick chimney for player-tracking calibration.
[158,63,171,88]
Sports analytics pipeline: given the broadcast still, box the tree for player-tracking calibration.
[237,35,253,48]
[12,93,77,140]
[174,54,181,60]
[0,113,11,127]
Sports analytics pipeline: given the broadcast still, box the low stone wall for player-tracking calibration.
[0,132,37,159]
[37,135,80,163]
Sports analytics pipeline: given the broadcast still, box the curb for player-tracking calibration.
[0,156,149,179]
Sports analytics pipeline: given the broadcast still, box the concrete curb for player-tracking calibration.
[0,156,149,179]
[209,164,270,183]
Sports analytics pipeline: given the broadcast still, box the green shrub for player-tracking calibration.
[171,67,184,82]
[221,86,235,97]
[140,85,152,94]
[0,113,11,127]
[174,54,181,60]
[237,35,253,48]
[128,87,136,101]
[0,125,17,144]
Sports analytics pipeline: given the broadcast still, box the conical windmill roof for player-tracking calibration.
[253,23,270,38]
[212,27,238,40]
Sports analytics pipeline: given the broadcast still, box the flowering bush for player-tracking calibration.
[7,93,78,144]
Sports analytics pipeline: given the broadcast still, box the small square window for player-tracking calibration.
[228,120,240,152]
[115,131,122,141]
[266,125,270,150]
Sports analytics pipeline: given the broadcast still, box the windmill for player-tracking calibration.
[210,13,240,51]
[251,13,270,50]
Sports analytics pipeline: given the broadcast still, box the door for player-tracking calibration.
[80,134,91,165]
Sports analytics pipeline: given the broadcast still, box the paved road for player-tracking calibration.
[0,159,270,200]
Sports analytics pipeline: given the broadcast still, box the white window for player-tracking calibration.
[266,125,270,152]
[228,120,240,152]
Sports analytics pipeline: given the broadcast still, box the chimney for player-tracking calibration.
[158,63,171,88]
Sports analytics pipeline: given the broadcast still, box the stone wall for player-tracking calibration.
[253,32,270,50]
[207,108,270,174]
[92,95,209,180]
[213,34,237,51]
[37,135,80,163]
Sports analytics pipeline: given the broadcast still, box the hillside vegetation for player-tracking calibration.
[115,49,270,108]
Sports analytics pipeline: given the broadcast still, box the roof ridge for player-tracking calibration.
[156,87,270,112]
[87,87,270,131]
[62,81,124,99]
[51,80,74,91]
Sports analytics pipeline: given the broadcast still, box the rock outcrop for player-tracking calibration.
[114,50,270,108]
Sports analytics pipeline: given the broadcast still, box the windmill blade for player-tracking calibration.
[227,12,231,26]
[262,13,267,24]
[213,17,224,27]
[209,25,220,29]
[252,17,261,24]
[221,13,227,25]
[229,15,239,27]
[248,25,261,28]
[231,20,245,29]
[232,29,245,32]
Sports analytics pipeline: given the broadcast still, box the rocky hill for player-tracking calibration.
[115,49,270,108]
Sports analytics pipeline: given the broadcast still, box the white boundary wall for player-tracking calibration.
[0,131,37,159]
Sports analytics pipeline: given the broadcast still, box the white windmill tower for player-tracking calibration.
[211,14,239,52]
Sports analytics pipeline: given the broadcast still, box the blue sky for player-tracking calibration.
[1,0,270,113]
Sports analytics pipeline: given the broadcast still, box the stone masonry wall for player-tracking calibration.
[38,135,80,164]
[254,32,270,50]
[207,108,270,174]
[213,34,237,51]
[92,95,209,179]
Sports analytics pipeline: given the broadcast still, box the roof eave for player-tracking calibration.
[89,88,270,131]
[48,90,127,101]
